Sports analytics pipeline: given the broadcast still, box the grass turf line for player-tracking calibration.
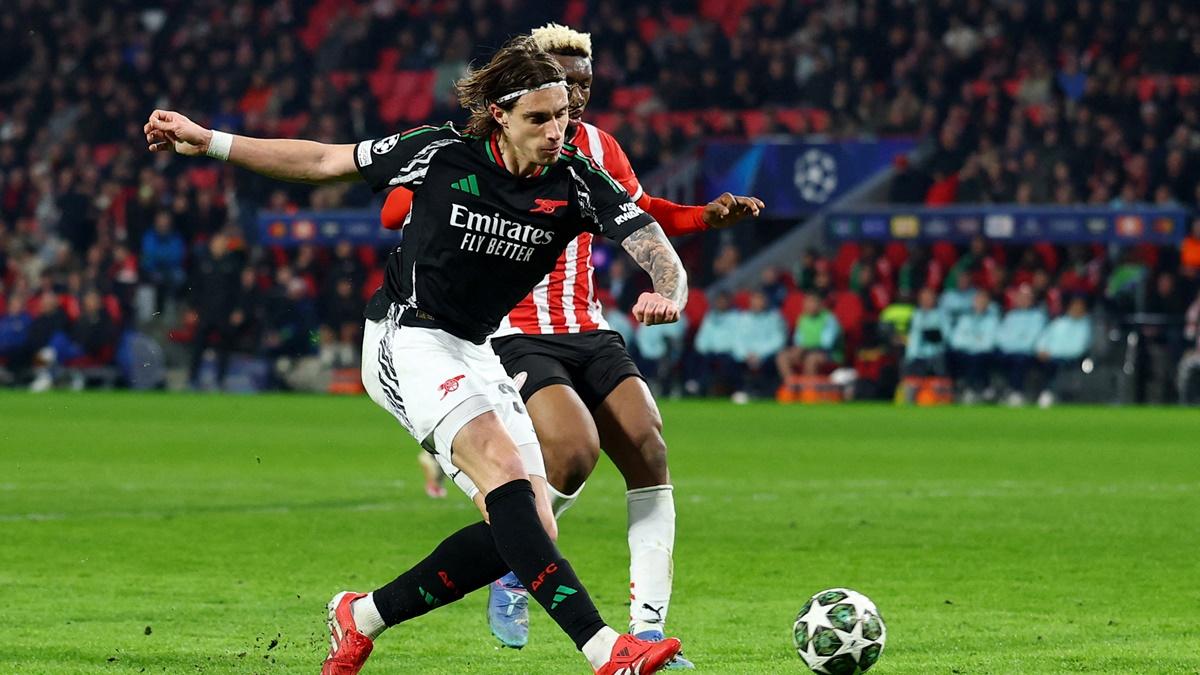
[1,392,1197,673]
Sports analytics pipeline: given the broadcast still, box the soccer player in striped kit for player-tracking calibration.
[382,24,764,669]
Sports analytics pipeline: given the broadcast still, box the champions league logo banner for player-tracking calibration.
[826,206,1188,244]
[701,140,918,218]
[258,211,404,246]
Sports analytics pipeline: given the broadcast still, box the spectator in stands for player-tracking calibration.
[938,271,976,328]
[1141,271,1188,403]
[759,266,790,308]
[1105,250,1148,314]
[949,290,999,403]
[318,276,362,369]
[634,315,687,399]
[994,285,1048,405]
[775,293,840,381]
[1034,296,1092,408]
[71,289,119,365]
[794,248,824,293]
[603,306,635,347]
[0,290,32,380]
[188,233,241,388]
[227,267,264,360]
[904,287,949,376]
[26,289,71,392]
[731,290,787,401]
[887,155,930,204]
[691,291,739,396]
[1182,220,1200,277]
[1178,291,1200,404]
[141,211,187,313]
[264,275,321,389]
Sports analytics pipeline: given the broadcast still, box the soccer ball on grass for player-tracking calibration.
[792,588,886,674]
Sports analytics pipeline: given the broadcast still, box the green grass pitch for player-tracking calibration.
[2,392,1198,674]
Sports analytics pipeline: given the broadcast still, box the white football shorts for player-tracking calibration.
[361,312,543,499]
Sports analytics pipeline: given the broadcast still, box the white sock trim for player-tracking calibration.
[548,482,585,518]
[352,593,387,640]
[581,626,620,669]
[626,484,673,498]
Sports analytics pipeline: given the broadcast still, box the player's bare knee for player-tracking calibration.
[545,437,599,494]
[637,430,670,483]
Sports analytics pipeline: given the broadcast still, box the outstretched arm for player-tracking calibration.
[144,109,359,184]
[638,191,765,235]
[621,223,688,326]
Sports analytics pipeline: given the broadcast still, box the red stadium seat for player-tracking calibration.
[682,287,708,334]
[637,16,661,44]
[377,48,401,72]
[774,109,807,134]
[611,86,655,112]
[92,143,120,168]
[590,111,624,133]
[807,109,830,133]
[780,290,806,331]
[328,71,353,92]
[277,114,310,138]
[830,291,865,362]
[103,295,123,323]
[739,110,769,137]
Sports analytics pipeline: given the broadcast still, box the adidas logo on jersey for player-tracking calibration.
[450,174,480,196]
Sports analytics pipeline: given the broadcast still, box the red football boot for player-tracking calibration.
[321,592,374,675]
[595,633,682,674]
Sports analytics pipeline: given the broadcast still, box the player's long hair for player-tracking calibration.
[456,35,566,137]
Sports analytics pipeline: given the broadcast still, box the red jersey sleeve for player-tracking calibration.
[597,127,707,236]
[596,128,644,202]
[380,186,413,230]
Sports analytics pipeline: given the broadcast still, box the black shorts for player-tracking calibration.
[490,330,644,410]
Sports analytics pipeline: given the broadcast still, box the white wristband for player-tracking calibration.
[206,130,233,161]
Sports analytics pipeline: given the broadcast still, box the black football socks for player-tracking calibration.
[484,479,606,650]
[371,520,507,625]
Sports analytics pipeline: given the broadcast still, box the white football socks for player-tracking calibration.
[626,485,676,635]
[350,593,386,640]
[581,626,620,669]
[548,482,585,518]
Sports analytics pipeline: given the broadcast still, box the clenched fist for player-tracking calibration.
[632,292,680,326]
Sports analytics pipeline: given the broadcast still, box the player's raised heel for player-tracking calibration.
[487,571,530,648]
[595,634,682,675]
[322,591,374,675]
[634,629,695,670]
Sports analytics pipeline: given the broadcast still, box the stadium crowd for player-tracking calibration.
[2,0,1200,403]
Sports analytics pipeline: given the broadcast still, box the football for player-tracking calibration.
[792,588,887,674]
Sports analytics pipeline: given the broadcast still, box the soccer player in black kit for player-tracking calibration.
[144,37,685,674]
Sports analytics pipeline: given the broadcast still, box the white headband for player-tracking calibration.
[495,80,567,104]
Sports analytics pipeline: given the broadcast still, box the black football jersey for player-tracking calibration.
[355,124,655,343]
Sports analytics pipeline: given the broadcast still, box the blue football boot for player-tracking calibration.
[487,571,529,649]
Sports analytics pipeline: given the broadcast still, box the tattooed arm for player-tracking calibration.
[621,222,689,325]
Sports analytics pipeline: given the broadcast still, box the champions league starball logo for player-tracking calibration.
[373,134,400,154]
[794,149,838,204]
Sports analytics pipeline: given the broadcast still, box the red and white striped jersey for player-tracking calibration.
[492,122,644,338]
